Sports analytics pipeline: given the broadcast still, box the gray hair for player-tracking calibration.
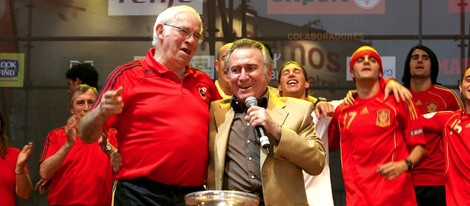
[224,38,273,74]
[70,84,98,108]
[151,5,203,46]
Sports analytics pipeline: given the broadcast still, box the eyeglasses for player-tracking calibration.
[164,23,204,43]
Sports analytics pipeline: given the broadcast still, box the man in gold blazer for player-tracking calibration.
[206,38,326,206]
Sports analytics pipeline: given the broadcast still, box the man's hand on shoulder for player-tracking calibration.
[383,79,412,102]
[315,101,334,119]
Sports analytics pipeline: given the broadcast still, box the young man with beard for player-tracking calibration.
[402,45,464,206]
[277,61,335,206]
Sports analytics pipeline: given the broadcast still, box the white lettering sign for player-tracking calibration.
[108,0,203,16]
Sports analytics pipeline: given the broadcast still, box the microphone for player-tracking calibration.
[245,96,271,149]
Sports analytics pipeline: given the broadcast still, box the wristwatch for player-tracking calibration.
[404,159,413,171]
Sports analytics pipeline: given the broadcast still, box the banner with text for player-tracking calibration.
[268,0,385,15]
[108,0,203,16]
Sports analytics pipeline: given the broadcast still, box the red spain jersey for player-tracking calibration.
[94,48,221,186]
[411,85,464,186]
[421,110,470,206]
[329,89,425,206]
[39,127,115,205]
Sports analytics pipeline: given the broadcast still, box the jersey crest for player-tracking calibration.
[376,109,391,127]
[426,102,438,113]
[198,86,207,100]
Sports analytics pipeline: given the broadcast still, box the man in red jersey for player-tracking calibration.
[329,46,427,206]
[420,67,470,206]
[79,5,220,206]
[277,60,414,206]
[36,84,116,206]
[402,45,464,206]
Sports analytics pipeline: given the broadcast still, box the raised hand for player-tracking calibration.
[16,142,33,174]
[99,87,124,118]
[65,115,79,145]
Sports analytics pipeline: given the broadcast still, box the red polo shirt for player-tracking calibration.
[95,48,220,186]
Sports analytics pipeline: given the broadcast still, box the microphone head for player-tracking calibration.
[245,96,258,108]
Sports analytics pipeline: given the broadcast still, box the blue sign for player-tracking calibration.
[0,60,19,77]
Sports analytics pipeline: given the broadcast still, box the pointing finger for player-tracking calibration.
[114,86,124,96]
[103,86,124,99]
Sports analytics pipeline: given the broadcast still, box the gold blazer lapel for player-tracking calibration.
[267,91,289,131]
[260,92,289,169]
[213,103,234,189]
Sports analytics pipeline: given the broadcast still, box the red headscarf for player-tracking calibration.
[349,45,383,76]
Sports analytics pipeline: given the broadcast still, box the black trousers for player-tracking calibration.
[113,178,205,206]
[415,186,446,206]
